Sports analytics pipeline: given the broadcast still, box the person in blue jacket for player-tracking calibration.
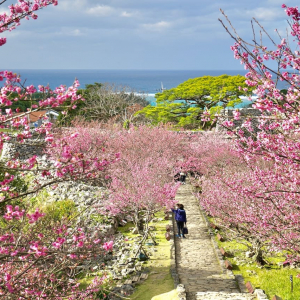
[171,204,187,238]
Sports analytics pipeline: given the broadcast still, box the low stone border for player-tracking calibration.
[235,275,247,293]
[255,289,269,300]
[196,198,234,278]
[169,211,187,299]
[169,211,180,287]
[271,296,282,300]
[194,188,269,300]
[177,284,186,300]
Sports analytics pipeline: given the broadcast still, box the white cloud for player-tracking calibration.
[3,0,300,69]
[121,11,131,17]
[70,29,82,36]
[248,7,282,21]
[121,11,134,18]
[51,27,85,37]
[226,7,283,22]
[142,21,172,31]
[86,5,114,17]
[58,0,88,11]
[0,8,9,15]
[267,0,287,4]
[4,30,21,38]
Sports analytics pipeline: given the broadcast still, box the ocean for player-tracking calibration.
[8,69,288,107]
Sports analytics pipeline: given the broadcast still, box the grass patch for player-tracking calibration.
[130,266,174,300]
[211,223,300,300]
[78,273,113,299]
[128,211,174,300]
[0,128,16,133]
[233,264,300,300]
[77,211,174,299]
[118,222,136,237]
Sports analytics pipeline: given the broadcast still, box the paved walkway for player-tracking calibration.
[174,183,255,300]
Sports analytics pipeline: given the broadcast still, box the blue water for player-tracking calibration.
[9,69,289,107]
[11,69,249,92]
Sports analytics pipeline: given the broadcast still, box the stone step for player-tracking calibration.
[195,292,256,300]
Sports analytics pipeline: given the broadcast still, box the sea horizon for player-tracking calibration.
[3,69,288,107]
[9,68,246,71]
[8,69,248,92]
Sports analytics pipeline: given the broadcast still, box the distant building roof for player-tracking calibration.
[14,110,58,123]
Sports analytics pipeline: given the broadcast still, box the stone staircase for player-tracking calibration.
[174,183,257,300]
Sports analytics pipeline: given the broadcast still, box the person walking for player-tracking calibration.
[179,170,186,184]
[171,204,187,238]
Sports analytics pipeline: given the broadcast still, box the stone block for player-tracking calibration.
[255,289,268,299]
[165,232,171,241]
[121,284,134,295]
[140,273,148,280]
[177,284,185,293]
[245,281,255,294]
[217,233,224,242]
[131,276,140,282]
[224,260,233,270]
[210,223,220,230]
[272,296,282,300]
[282,260,290,267]
[220,247,229,257]
[235,274,247,293]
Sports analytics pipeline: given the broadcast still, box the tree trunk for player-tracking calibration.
[252,239,266,265]
[134,210,144,233]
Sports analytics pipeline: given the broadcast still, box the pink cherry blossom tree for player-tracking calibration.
[49,122,186,256]
[0,1,115,298]
[98,125,186,230]
[102,125,185,254]
[191,4,300,263]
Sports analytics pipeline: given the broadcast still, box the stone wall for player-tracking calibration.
[1,136,46,161]
[0,136,108,214]
[216,108,262,133]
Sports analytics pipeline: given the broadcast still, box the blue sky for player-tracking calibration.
[1,0,299,69]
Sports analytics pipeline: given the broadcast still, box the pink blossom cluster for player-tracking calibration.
[194,4,300,261]
[3,205,24,221]
[0,0,116,298]
[0,1,58,37]
[100,125,186,227]
[102,241,113,251]
[47,122,117,183]
[0,206,114,298]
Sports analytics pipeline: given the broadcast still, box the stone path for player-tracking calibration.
[174,183,256,300]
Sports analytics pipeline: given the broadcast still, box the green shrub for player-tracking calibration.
[41,199,77,222]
